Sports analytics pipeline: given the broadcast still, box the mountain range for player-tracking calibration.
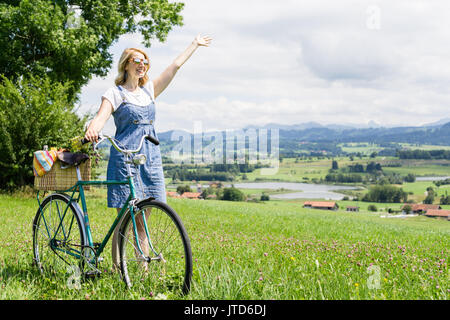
[158,118,450,146]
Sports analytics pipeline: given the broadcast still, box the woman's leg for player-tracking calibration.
[111,208,124,270]
[111,207,152,271]
[135,208,151,257]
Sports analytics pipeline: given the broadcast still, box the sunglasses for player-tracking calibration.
[129,57,150,67]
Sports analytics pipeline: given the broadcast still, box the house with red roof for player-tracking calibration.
[401,203,441,214]
[303,201,338,211]
[180,192,202,199]
[166,191,182,198]
[425,209,450,219]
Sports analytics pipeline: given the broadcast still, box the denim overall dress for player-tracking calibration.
[106,85,166,208]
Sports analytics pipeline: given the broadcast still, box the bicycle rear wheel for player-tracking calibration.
[118,199,192,294]
[33,193,87,278]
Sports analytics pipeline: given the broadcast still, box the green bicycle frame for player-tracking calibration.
[37,175,156,264]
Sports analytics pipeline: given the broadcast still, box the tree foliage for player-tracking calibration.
[176,184,191,195]
[0,75,87,189]
[362,185,408,203]
[221,187,245,202]
[0,0,184,189]
[423,187,435,204]
[0,0,184,99]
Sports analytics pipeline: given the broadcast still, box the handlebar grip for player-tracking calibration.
[81,135,103,145]
[145,135,160,146]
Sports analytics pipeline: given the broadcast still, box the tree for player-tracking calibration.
[402,204,412,214]
[404,173,416,183]
[331,160,339,170]
[260,193,270,201]
[362,185,408,203]
[440,194,450,205]
[200,187,215,199]
[221,187,245,202]
[0,0,184,189]
[0,75,86,189]
[423,187,435,204]
[0,0,184,100]
[366,161,382,173]
[176,185,191,195]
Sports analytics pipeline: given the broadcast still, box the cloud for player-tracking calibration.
[79,0,450,134]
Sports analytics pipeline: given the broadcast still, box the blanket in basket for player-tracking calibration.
[33,148,58,177]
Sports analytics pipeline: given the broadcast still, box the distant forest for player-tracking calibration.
[158,122,450,158]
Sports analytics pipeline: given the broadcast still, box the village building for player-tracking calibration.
[166,191,181,198]
[303,201,338,211]
[401,203,441,214]
[167,191,203,199]
[425,209,450,219]
[180,192,202,199]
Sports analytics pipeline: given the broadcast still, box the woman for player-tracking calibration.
[84,34,212,268]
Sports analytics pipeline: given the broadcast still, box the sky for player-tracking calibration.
[79,0,450,135]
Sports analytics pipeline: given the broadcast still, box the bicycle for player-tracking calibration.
[32,134,193,294]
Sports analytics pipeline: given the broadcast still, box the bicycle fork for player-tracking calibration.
[128,200,163,263]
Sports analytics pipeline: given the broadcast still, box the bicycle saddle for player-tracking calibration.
[57,152,89,167]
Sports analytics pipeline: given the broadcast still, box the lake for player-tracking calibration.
[228,182,361,200]
[168,181,361,200]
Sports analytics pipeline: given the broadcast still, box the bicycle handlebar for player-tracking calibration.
[81,134,159,155]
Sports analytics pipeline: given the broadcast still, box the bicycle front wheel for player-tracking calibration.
[118,199,192,294]
[33,193,87,278]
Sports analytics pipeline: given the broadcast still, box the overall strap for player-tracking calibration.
[117,85,127,103]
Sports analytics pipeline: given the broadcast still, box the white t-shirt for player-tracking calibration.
[102,81,155,112]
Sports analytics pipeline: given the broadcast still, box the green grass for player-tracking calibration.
[398,143,450,151]
[245,158,335,182]
[0,189,448,300]
[382,163,450,177]
[239,156,450,184]
[338,142,385,155]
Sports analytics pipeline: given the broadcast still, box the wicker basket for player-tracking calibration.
[34,159,91,191]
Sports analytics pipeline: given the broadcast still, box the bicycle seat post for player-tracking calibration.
[76,166,82,181]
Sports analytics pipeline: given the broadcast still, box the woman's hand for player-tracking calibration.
[84,97,113,143]
[193,34,212,47]
[84,127,99,143]
[154,34,212,99]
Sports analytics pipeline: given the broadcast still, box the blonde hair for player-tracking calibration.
[115,48,149,87]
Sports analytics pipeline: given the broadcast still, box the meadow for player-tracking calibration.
[242,156,450,183]
[1,151,449,300]
[0,189,448,300]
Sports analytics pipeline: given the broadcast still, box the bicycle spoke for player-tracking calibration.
[33,195,85,279]
[119,201,192,293]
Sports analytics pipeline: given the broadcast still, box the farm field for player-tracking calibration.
[241,157,450,183]
[0,190,448,300]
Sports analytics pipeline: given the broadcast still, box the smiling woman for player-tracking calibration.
[115,48,151,88]
[84,34,212,268]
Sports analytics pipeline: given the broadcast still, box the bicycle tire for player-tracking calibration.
[118,199,193,294]
[32,193,87,279]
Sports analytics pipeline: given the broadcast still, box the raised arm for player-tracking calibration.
[153,34,212,99]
